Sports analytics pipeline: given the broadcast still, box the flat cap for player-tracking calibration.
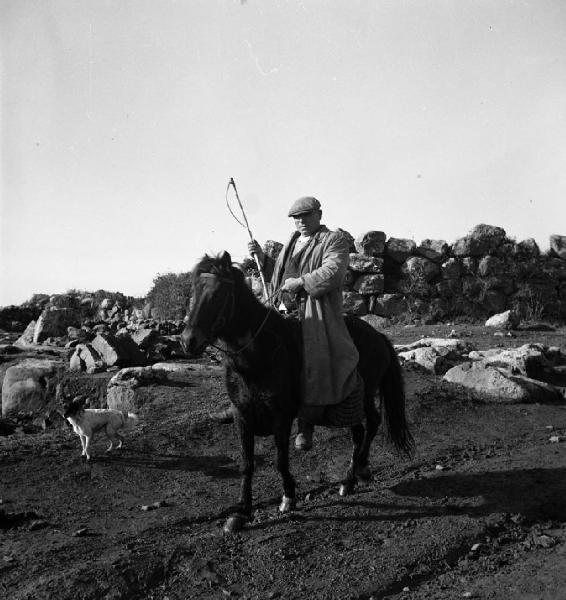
[287,196,321,217]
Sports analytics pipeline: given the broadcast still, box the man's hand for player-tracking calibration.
[281,277,305,294]
[247,240,265,265]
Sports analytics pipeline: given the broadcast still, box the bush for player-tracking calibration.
[146,272,192,320]
[241,257,259,277]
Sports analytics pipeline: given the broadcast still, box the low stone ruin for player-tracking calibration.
[255,225,566,323]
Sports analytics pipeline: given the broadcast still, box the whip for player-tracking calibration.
[225,178,270,303]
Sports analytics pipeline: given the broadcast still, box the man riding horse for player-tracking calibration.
[243,196,363,451]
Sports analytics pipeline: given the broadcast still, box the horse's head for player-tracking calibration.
[180,251,241,356]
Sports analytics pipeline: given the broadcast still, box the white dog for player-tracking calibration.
[63,397,138,460]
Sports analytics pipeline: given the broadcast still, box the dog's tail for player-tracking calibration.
[122,412,139,430]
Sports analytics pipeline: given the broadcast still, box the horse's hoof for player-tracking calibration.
[339,482,355,497]
[354,465,372,481]
[278,495,296,513]
[223,514,246,534]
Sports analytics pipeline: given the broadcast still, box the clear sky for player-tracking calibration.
[1,0,565,306]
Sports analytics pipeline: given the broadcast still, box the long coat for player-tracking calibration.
[263,226,359,407]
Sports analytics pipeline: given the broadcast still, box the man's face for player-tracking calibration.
[293,210,322,236]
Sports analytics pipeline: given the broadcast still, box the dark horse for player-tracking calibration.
[181,252,414,533]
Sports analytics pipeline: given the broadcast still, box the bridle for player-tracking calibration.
[193,271,275,356]
[196,273,236,339]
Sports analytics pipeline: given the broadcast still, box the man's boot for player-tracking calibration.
[209,405,236,424]
[294,419,314,451]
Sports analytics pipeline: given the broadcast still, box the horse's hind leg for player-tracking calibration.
[224,422,255,534]
[339,423,365,496]
[274,421,296,513]
[355,397,381,480]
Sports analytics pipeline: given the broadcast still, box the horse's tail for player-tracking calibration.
[379,336,415,459]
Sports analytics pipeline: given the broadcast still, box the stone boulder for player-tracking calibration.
[485,310,520,330]
[372,294,408,318]
[151,362,223,374]
[90,332,147,368]
[461,257,477,275]
[263,239,284,261]
[401,256,440,283]
[436,279,463,297]
[468,344,554,379]
[343,270,358,287]
[443,362,563,404]
[2,359,65,417]
[348,254,384,274]
[14,321,36,347]
[546,258,566,281]
[416,239,450,263]
[550,234,566,260]
[515,238,540,258]
[441,258,461,280]
[394,337,476,355]
[478,256,504,278]
[359,314,390,330]
[69,344,106,374]
[452,224,506,257]
[353,274,384,295]
[354,231,386,257]
[398,345,459,375]
[342,292,368,316]
[67,326,88,341]
[106,366,168,411]
[131,328,159,350]
[33,308,81,344]
[336,229,356,252]
[385,238,416,264]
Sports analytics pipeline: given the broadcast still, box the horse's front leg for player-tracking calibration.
[224,419,254,534]
[273,420,296,513]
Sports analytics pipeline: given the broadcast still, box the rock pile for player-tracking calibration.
[395,336,566,404]
[4,292,187,374]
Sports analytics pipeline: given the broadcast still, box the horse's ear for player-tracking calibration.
[220,251,232,269]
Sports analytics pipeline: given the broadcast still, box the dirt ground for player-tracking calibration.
[2,323,566,600]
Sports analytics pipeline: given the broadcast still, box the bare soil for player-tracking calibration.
[2,323,566,600]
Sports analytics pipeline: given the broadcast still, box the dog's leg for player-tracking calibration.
[79,434,87,457]
[105,427,124,452]
[84,436,93,460]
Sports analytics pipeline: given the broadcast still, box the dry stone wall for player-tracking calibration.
[263,225,566,323]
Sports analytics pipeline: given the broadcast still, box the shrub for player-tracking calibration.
[146,272,192,320]
[241,257,259,277]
